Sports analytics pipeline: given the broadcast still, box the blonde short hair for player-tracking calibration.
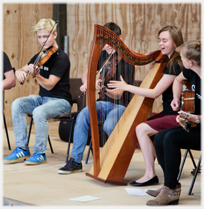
[33,18,57,34]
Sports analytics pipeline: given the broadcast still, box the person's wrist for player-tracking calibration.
[194,115,201,124]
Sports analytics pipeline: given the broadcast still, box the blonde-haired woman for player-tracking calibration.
[146,40,201,205]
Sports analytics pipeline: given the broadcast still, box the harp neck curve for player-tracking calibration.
[87,24,165,176]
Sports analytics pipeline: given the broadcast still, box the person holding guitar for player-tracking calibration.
[146,40,201,206]
[4,18,72,165]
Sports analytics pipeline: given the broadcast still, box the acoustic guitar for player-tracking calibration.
[179,80,195,131]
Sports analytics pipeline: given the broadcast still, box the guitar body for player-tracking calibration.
[181,90,195,113]
[179,80,195,131]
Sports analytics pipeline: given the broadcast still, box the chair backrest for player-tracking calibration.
[69,78,86,111]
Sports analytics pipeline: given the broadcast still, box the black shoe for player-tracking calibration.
[129,175,159,187]
[58,158,82,174]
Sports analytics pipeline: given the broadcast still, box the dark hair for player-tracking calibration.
[103,22,121,36]
[158,25,184,73]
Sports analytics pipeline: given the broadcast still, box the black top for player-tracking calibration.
[97,50,135,107]
[162,61,181,115]
[3,51,15,78]
[183,67,201,115]
[3,51,15,108]
[28,48,72,105]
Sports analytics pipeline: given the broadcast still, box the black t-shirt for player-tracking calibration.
[3,51,15,78]
[162,61,181,114]
[183,67,201,115]
[97,50,135,107]
[3,51,15,108]
[28,48,72,105]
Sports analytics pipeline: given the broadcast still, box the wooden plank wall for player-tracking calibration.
[3,3,201,127]
[67,3,201,114]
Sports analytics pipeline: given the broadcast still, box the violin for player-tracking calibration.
[20,20,59,85]
[78,50,122,98]
[179,80,195,132]
[98,50,122,98]
[32,46,58,76]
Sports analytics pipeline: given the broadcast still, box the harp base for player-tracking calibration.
[85,173,128,186]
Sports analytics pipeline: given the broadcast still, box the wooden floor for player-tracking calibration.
[2,121,202,207]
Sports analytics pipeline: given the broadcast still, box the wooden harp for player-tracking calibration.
[86,24,166,185]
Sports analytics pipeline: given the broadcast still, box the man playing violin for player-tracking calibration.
[4,18,72,165]
[58,22,135,174]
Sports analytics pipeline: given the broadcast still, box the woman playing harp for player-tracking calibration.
[58,22,135,174]
[108,26,184,186]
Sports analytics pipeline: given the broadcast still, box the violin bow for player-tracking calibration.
[97,50,115,76]
[20,20,59,85]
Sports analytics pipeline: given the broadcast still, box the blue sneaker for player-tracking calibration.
[4,147,31,163]
[24,152,47,165]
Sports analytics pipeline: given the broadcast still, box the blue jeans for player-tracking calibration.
[11,95,72,154]
[71,101,126,163]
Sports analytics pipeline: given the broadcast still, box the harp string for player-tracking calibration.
[87,24,165,176]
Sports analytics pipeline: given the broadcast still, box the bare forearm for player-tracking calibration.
[3,70,16,90]
[3,78,16,90]
[123,84,159,99]
[81,70,88,84]
[35,74,60,91]
[173,78,183,100]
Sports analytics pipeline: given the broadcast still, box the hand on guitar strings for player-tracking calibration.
[177,110,190,132]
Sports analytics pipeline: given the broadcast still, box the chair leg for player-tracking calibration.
[27,117,33,146]
[188,154,202,195]
[85,139,92,164]
[177,149,188,181]
[188,149,197,169]
[3,112,11,150]
[47,135,54,154]
[65,118,75,163]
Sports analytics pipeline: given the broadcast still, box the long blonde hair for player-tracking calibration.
[158,25,184,73]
